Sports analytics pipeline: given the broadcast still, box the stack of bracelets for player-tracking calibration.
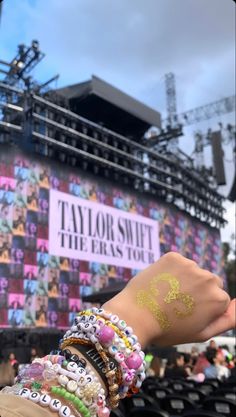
[0,308,146,417]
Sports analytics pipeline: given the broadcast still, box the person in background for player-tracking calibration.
[190,345,200,366]
[0,352,14,389]
[183,352,194,376]
[204,348,231,380]
[193,351,210,375]
[8,352,19,377]
[29,347,39,363]
[164,352,188,378]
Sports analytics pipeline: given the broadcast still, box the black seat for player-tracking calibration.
[146,386,173,400]
[142,383,163,395]
[183,410,226,417]
[203,396,236,416]
[169,380,187,392]
[128,406,170,417]
[160,394,197,415]
[122,392,159,415]
[183,388,207,403]
[204,378,221,389]
[214,388,236,402]
[198,382,216,395]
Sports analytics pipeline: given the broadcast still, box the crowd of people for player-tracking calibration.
[146,339,235,382]
[1,339,235,392]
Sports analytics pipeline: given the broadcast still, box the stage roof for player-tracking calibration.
[55,75,161,138]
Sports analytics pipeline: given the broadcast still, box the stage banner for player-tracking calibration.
[49,190,160,269]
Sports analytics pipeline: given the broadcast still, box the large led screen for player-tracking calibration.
[0,146,224,329]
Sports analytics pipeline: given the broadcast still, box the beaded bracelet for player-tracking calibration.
[14,352,108,417]
[62,308,146,403]
[61,340,121,409]
[18,387,76,417]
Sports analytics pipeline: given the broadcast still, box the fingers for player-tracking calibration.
[200,298,236,341]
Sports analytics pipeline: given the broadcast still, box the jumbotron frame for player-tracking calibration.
[0,82,225,228]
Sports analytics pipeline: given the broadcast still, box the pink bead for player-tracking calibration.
[98,325,115,344]
[125,352,143,370]
[98,407,110,417]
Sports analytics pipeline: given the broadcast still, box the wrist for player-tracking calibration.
[102,289,163,348]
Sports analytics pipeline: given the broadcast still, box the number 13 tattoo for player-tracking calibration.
[136,273,195,330]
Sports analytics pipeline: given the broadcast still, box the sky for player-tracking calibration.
[0,0,235,243]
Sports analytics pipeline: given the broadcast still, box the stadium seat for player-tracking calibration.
[160,394,197,416]
[183,410,226,417]
[214,388,236,402]
[198,382,215,395]
[204,378,220,389]
[169,380,187,392]
[128,406,170,417]
[203,396,236,416]
[122,392,159,415]
[147,386,173,401]
[183,387,207,403]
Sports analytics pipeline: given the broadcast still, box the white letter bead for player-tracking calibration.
[67,361,78,371]
[59,405,71,417]
[78,376,86,387]
[117,320,126,330]
[71,325,78,332]
[19,388,30,398]
[102,310,112,319]
[85,375,93,384]
[88,315,97,323]
[125,326,133,336]
[67,380,78,392]
[40,394,51,406]
[75,367,86,376]
[110,314,119,324]
[58,375,69,386]
[83,323,92,332]
[50,398,62,411]
[29,391,40,403]
[90,334,98,344]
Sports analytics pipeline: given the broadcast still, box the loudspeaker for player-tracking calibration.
[211,131,226,186]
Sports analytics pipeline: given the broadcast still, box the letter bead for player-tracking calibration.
[19,388,30,398]
[75,367,86,376]
[40,394,51,406]
[50,398,62,411]
[67,361,78,372]
[67,380,78,392]
[58,374,69,386]
[59,405,71,416]
[29,391,40,403]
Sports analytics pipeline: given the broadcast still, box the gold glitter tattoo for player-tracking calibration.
[136,290,171,330]
[136,273,195,329]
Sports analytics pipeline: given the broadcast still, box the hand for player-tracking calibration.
[103,252,236,347]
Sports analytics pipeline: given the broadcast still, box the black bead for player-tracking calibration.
[79,358,87,368]
[70,353,79,363]
[63,349,72,360]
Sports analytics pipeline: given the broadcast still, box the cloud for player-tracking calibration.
[0,0,235,238]
[1,0,234,110]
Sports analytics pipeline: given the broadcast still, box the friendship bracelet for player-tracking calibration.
[18,388,76,417]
